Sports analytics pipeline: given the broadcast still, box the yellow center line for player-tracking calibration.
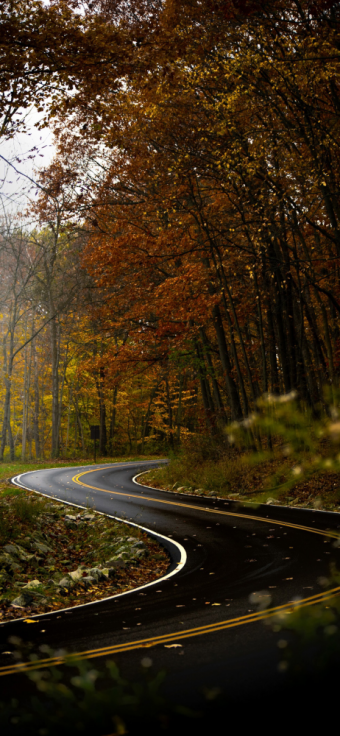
[2,466,338,679]
[73,468,340,540]
[0,587,339,677]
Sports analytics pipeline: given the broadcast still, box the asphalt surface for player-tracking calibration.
[1,460,340,727]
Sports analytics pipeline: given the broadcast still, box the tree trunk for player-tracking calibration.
[194,338,215,432]
[0,329,14,462]
[199,327,227,422]
[21,340,29,461]
[50,315,59,457]
[97,367,107,456]
[212,304,243,420]
[176,374,183,443]
[165,376,174,449]
[33,340,41,459]
[254,272,268,394]
[66,381,74,454]
[110,385,118,454]
[141,381,162,451]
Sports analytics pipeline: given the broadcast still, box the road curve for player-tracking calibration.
[1,460,340,721]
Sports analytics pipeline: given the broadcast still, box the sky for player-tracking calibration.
[0,107,54,226]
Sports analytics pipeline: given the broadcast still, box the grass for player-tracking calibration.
[0,453,164,487]
[0,493,47,543]
[139,449,280,496]
[0,454,164,505]
[139,442,340,512]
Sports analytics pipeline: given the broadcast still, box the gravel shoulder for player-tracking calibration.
[0,488,169,622]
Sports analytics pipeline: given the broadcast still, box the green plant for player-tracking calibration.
[12,497,47,524]
[0,507,11,543]
[224,390,340,499]
[0,641,198,735]
[266,565,340,677]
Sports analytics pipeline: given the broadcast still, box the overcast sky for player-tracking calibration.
[0,107,54,226]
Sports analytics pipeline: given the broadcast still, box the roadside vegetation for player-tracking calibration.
[139,393,340,513]
[138,394,340,702]
[0,0,339,479]
[0,0,340,730]
[0,650,198,735]
[140,448,340,511]
[0,485,169,621]
[2,395,340,733]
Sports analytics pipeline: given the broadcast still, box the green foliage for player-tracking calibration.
[0,507,10,543]
[0,496,47,545]
[146,389,340,508]
[147,439,249,496]
[228,391,317,452]
[11,496,47,525]
[224,390,340,674]
[225,390,340,499]
[268,566,340,677]
[0,488,25,498]
[0,643,197,735]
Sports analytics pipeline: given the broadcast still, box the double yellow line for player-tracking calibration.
[73,468,340,540]
[0,587,339,677]
[1,467,338,678]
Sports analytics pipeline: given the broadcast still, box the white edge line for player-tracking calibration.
[133,470,340,519]
[6,461,338,625]
[2,468,187,625]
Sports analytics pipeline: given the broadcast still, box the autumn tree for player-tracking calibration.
[2,0,340,453]
[39,0,340,429]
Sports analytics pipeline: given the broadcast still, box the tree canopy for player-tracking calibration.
[0,0,340,458]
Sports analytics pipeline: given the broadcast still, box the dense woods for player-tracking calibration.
[0,0,340,459]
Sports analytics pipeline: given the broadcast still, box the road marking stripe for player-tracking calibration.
[73,468,340,540]
[8,470,186,623]
[0,586,339,677]
[3,465,338,678]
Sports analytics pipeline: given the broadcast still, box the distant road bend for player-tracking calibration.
[1,460,340,717]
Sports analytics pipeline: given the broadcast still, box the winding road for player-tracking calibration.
[1,460,340,725]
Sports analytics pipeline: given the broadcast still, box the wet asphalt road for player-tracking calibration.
[1,460,340,724]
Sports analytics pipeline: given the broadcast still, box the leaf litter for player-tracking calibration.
[0,489,169,621]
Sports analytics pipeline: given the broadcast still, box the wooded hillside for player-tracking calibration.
[0,0,339,459]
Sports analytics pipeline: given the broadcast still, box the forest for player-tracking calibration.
[0,0,339,461]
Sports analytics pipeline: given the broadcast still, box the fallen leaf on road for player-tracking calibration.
[23,619,36,624]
